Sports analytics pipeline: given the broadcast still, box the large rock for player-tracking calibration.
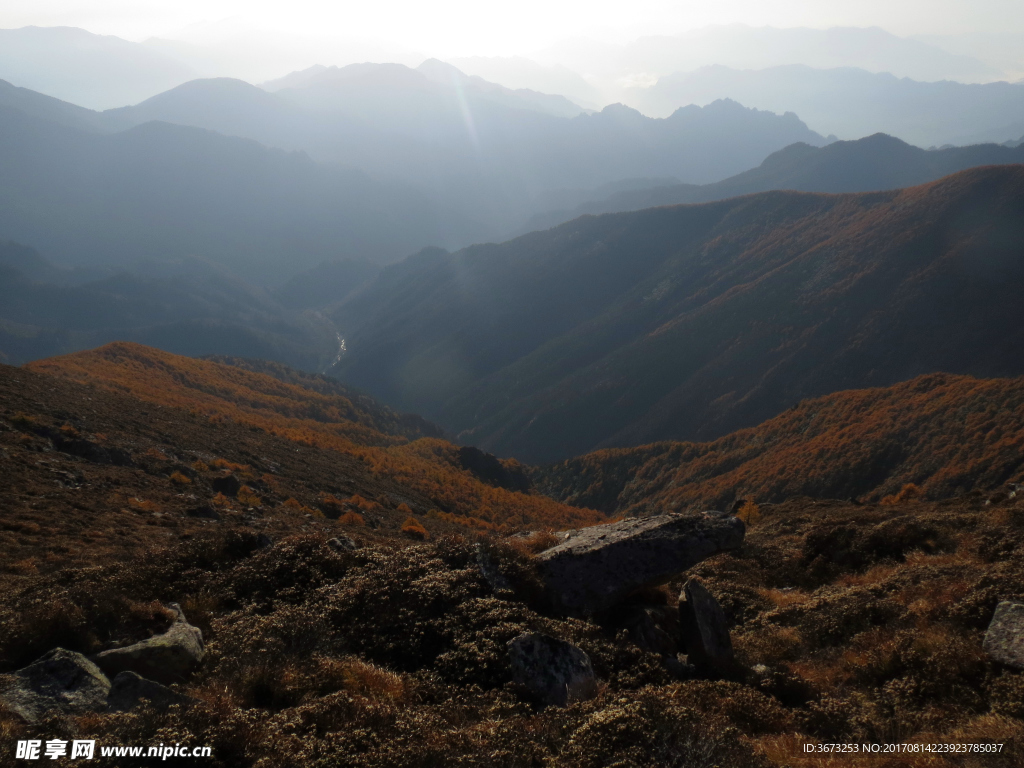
[679,577,734,669]
[984,601,1024,669]
[535,511,745,616]
[92,604,205,684]
[107,671,193,712]
[507,633,597,707]
[0,649,111,722]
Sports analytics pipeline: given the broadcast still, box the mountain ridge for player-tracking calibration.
[526,132,1024,230]
[330,164,1024,462]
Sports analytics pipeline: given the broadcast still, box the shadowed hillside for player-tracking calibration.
[0,242,343,369]
[536,373,1024,514]
[331,165,1024,462]
[26,343,601,531]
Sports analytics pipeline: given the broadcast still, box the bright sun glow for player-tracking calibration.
[3,0,1024,56]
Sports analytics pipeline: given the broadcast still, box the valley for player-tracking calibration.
[2,13,1024,767]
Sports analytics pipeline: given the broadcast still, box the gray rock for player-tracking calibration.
[679,577,734,670]
[476,543,513,593]
[983,601,1024,669]
[106,671,193,712]
[327,535,359,552]
[186,504,221,520]
[507,632,597,707]
[92,604,205,684]
[622,605,679,657]
[535,511,745,616]
[211,473,242,497]
[0,649,111,722]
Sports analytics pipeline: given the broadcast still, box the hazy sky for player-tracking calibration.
[3,0,1024,56]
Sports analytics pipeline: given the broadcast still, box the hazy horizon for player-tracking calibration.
[4,0,1024,59]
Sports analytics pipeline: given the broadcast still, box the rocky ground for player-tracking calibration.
[1,360,1023,766]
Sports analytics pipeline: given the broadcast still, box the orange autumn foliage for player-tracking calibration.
[401,516,428,540]
[538,373,1024,514]
[29,343,602,531]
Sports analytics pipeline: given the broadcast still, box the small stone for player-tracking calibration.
[92,604,205,684]
[0,649,110,722]
[622,605,678,657]
[507,632,597,706]
[679,577,734,670]
[106,671,193,712]
[984,601,1024,669]
[327,535,359,552]
[186,504,221,520]
[476,543,513,593]
[211,473,242,497]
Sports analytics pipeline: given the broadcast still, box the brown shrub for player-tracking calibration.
[401,516,428,540]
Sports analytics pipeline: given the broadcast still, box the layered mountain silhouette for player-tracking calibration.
[624,64,1024,147]
[0,242,341,369]
[92,63,827,237]
[529,133,1024,230]
[0,66,829,266]
[330,165,1024,462]
[0,101,466,281]
[535,25,1001,91]
[0,26,196,110]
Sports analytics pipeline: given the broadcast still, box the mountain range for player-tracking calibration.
[0,66,829,279]
[531,25,1005,90]
[95,63,827,236]
[0,26,197,110]
[0,241,343,370]
[625,64,1024,147]
[529,132,1024,230]
[329,165,1024,463]
[0,99,463,281]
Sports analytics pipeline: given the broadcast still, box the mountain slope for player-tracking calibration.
[536,373,1024,514]
[528,133,1024,229]
[7,355,1021,765]
[0,104,465,281]
[330,165,1024,462]
[26,343,600,530]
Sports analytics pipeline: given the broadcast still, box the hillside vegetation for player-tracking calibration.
[25,343,601,531]
[332,165,1024,462]
[537,373,1024,514]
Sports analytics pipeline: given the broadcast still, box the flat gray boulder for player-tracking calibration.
[535,511,745,616]
[107,671,193,712]
[679,577,734,669]
[984,601,1024,669]
[0,649,111,722]
[508,633,597,707]
[92,603,205,684]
